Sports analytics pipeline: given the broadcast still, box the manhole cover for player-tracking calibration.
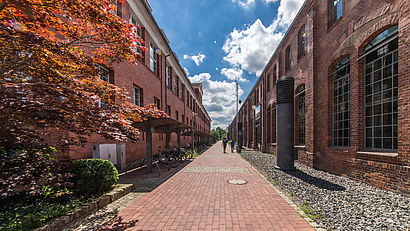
[227,179,248,185]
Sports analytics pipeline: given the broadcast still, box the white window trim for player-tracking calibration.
[133,86,141,106]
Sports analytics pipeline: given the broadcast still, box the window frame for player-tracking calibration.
[363,26,398,151]
[133,85,142,106]
[98,66,110,107]
[149,42,158,75]
[330,56,350,147]
[329,0,343,27]
[298,25,306,59]
[296,85,306,145]
[154,97,160,109]
[285,46,291,71]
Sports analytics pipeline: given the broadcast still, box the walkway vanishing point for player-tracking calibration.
[101,142,315,230]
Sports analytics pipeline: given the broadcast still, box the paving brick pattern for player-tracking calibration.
[101,142,314,230]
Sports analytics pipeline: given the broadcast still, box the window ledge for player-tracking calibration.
[356,151,398,158]
[295,145,306,149]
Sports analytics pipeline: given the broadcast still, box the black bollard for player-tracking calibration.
[275,76,295,170]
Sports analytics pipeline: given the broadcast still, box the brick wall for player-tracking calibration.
[232,0,409,194]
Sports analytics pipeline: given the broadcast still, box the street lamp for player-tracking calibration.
[191,112,196,152]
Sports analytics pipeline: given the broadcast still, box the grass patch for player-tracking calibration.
[299,203,323,222]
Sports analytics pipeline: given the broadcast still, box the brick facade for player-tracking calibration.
[229,0,409,194]
[65,0,212,163]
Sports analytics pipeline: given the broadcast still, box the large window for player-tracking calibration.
[180,83,183,99]
[165,63,170,87]
[267,74,271,92]
[272,105,276,143]
[129,15,143,57]
[331,0,343,24]
[364,26,398,150]
[186,90,190,106]
[154,97,160,109]
[267,107,271,143]
[272,65,277,89]
[149,42,157,74]
[133,86,142,106]
[173,75,178,94]
[98,66,110,107]
[166,105,171,116]
[298,26,306,59]
[296,85,306,145]
[331,56,350,147]
[286,46,291,71]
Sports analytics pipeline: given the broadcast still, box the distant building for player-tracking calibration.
[229,0,409,194]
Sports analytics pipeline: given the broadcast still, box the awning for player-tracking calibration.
[132,118,192,134]
[181,129,213,138]
[131,117,192,174]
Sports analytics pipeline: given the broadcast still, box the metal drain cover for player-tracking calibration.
[227,179,248,185]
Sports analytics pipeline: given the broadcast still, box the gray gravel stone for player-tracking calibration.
[241,150,410,231]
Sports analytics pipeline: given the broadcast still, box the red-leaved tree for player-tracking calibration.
[0,0,169,197]
[0,0,168,153]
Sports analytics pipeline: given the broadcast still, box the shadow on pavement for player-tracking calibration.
[283,169,346,191]
[98,216,138,231]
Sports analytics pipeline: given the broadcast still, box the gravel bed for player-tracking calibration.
[241,150,409,231]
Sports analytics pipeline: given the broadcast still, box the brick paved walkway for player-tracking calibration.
[101,142,314,231]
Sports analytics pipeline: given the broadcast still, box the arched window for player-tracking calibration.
[296,85,305,145]
[286,46,291,71]
[298,26,306,59]
[267,106,271,143]
[364,25,398,150]
[330,56,350,147]
[272,104,277,144]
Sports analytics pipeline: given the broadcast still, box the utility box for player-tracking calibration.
[275,76,295,170]
[116,144,126,170]
[92,144,126,169]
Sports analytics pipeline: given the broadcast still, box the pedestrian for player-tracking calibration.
[222,137,228,153]
[230,140,235,153]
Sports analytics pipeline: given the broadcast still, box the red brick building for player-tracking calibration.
[229,0,409,194]
[68,0,212,164]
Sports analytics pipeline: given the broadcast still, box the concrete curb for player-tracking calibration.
[34,184,134,231]
[239,154,326,231]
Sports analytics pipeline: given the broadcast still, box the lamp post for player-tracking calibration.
[191,112,196,152]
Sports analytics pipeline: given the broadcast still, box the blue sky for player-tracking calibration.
[149,0,304,129]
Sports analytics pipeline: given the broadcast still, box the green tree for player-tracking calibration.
[211,127,226,141]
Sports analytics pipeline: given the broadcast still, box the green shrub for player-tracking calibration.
[72,159,118,196]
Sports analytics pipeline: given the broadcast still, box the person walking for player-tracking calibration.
[222,137,228,153]
[230,140,235,153]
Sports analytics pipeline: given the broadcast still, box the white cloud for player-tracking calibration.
[183,52,206,66]
[189,73,243,129]
[274,0,305,29]
[221,68,247,82]
[223,0,304,76]
[232,0,255,8]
